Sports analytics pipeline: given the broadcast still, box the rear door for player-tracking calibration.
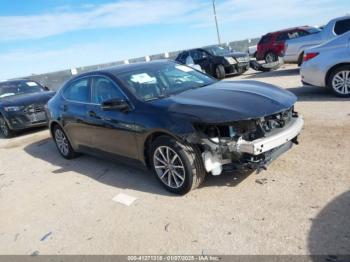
[61,77,93,148]
[190,49,211,74]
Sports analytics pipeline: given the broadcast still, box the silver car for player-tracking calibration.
[300,31,350,97]
[284,15,350,65]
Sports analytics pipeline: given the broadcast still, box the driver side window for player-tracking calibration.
[91,76,125,104]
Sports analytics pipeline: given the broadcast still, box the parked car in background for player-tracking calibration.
[175,46,250,79]
[300,31,350,97]
[284,16,350,65]
[47,60,303,194]
[257,26,321,63]
[0,79,55,137]
[248,45,257,58]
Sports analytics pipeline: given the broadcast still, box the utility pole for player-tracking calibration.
[212,0,221,45]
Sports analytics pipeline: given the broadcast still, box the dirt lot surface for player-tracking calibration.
[0,65,349,255]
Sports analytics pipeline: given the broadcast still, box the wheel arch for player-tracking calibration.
[325,63,350,86]
[297,52,304,66]
[49,121,61,138]
[264,49,277,58]
[143,131,182,169]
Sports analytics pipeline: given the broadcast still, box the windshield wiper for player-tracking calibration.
[145,94,169,102]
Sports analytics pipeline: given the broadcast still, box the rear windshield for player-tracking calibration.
[0,81,44,98]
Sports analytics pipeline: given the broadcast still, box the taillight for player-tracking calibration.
[303,52,319,62]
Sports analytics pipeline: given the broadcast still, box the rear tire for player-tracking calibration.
[0,116,15,138]
[264,52,278,64]
[215,64,226,79]
[326,65,350,97]
[53,125,79,159]
[150,136,206,195]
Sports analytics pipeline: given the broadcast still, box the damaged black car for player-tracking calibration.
[47,60,303,194]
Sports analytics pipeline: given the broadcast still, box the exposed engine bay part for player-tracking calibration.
[249,57,284,72]
[202,151,224,176]
[189,108,303,176]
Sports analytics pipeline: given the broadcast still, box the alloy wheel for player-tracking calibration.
[55,128,69,156]
[0,118,9,137]
[265,53,276,63]
[332,70,350,95]
[153,146,185,189]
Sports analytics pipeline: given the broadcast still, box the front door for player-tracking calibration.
[87,75,138,159]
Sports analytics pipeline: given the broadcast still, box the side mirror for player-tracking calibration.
[101,98,130,112]
[43,86,50,91]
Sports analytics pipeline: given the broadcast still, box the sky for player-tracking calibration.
[0,0,349,80]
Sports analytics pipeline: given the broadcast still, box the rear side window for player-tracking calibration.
[334,19,350,35]
[276,32,289,41]
[176,52,188,64]
[63,78,90,103]
[190,50,207,60]
[259,35,271,44]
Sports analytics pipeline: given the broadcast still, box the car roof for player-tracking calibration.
[265,26,315,35]
[328,15,350,23]
[0,79,33,84]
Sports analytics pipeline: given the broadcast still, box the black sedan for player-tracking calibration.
[175,46,250,79]
[47,60,303,194]
[0,80,55,138]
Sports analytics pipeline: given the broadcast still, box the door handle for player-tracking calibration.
[88,110,97,117]
[62,104,68,111]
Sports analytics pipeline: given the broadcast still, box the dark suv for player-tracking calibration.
[256,26,321,63]
[176,46,250,79]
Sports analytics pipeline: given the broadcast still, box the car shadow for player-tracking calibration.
[23,138,253,195]
[308,191,350,257]
[203,169,254,188]
[243,67,300,79]
[0,126,47,139]
[287,85,350,102]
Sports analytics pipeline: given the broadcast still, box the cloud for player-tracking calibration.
[190,0,347,29]
[0,0,203,40]
[0,0,347,41]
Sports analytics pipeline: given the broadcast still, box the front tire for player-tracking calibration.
[327,65,350,97]
[150,136,206,195]
[53,125,79,159]
[215,64,226,79]
[0,116,14,138]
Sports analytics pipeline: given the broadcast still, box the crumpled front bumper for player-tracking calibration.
[200,116,304,175]
[230,116,304,155]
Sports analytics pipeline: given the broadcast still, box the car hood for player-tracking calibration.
[226,51,248,58]
[0,91,55,107]
[150,81,297,124]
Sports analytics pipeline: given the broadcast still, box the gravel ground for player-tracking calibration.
[0,64,349,255]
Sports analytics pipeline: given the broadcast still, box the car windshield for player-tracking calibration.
[117,62,216,101]
[205,46,231,56]
[0,81,44,99]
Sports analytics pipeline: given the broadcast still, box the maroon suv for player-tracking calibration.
[256,26,318,63]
